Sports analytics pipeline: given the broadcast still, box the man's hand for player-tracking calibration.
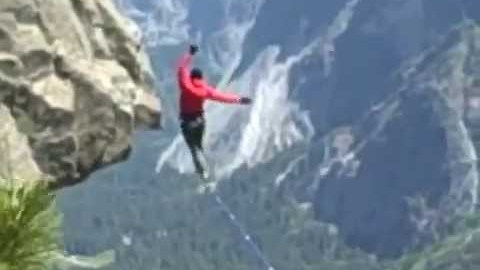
[189,44,199,55]
[240,97,252,105]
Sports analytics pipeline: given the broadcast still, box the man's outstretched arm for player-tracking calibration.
[177,52,195,91]
[177,45,208,98]
[205,84,253,105]
[204,84,241,103]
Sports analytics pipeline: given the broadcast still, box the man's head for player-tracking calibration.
[190,68,203,80]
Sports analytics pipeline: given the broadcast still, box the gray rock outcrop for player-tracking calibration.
[0,0,161,188]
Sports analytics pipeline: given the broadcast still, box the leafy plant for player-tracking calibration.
[0,179,61,270]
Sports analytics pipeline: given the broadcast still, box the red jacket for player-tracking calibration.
[177,53,241,115]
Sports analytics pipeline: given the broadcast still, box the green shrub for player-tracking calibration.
[0,179,61,270]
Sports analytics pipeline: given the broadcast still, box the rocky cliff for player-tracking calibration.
[311,5,480,257]
[0,0,161,188]
[314,20,480,256]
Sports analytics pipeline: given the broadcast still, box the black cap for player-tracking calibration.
[190,68,203,79]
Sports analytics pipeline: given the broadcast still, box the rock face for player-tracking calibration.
[0,0,161,188]
[311,3,480,257]
[246,0,480,258]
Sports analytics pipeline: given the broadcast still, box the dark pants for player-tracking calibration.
[180,113,208,177]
